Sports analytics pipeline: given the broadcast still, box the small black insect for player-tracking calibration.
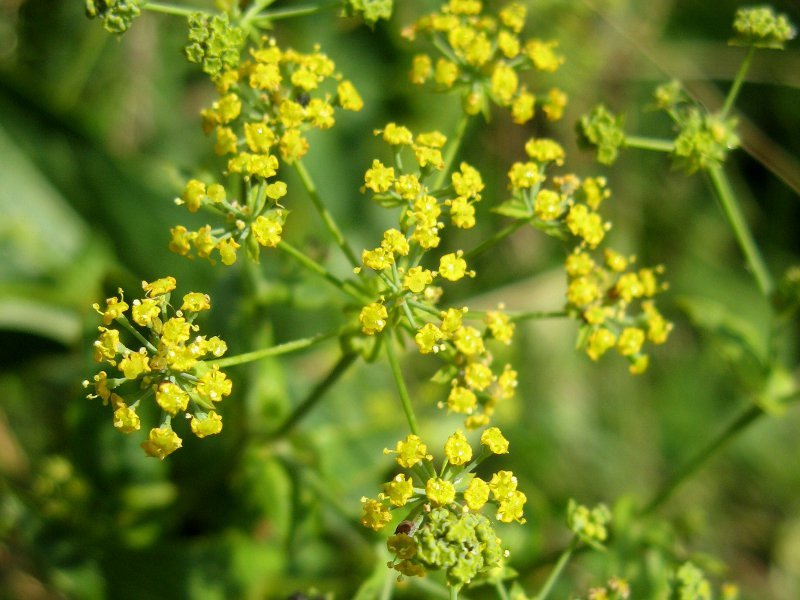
[295,92,311,108]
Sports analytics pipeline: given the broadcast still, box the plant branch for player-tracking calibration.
[294,160,361,269]
[385,335,420,436]
[277,240,369,302]
[268,352,358,439]
[533,536,579,600]
[142,2,202,17]
[434,112,472,191]
[464,221,526,261]
[722,46,756,117]
[624,135,675,153]
[641,402,764,516]
[210,329,338,368]
[707,166,774,298]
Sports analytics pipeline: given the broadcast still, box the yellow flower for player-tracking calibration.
[444,430,472,465]
[379,123,414,145]
[525,39,564,72]
[480,427,510,454]
[617,327,645,357]
[453,326,485,356]
[415,323,443,354]
[359,302,388,335]
[196,366,232,403]
[534,189,565,221]
[382,229,410,256]
[525,138,565,165]
[143,276,177,298]
[403,266,434,294]
[447,385,477,414]
[464,477,490,511]
[337,80,363,111]
[410,54,432,84]
[364,159,395,193]
[244,121,276,153]
[190,411,223,438]
[181,292,211,313]
[485,310,515,344]
[252,215,283,247]
[141,426,183,460]
[155,381,190,415]
[217,238,240,265]
[497,490,527,523]
[451,163,484,198]
[384,473,414,507]
[118,349,151,380]
[384,434,432,468]
[490,63,518,105]
[94,295,129,325]
[425,477,456,506]
[586,328,616,361]
[93,328,120,363]
[465,362,493,391]
[489,470,518,501]
[438,251,471,282]
[360,497,392,531]
[112,405,141,433]
[132,298,160,327]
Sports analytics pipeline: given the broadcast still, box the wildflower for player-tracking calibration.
[464,477,490,511]
[444,430,472,465]
[438,251,472,281]
[360,497,392,531]
[403,266,434,294]
[384,434,433,468]
[359,302,389,334]
[112,405,140,433]
[190,411,223,438]
[425,477,456,506]
[141,426,183,460]
[481,427,509,454]
[448,385,477,414]
[385,474,415,507]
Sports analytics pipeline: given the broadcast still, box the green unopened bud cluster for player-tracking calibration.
[185,12,244,77]
[85,0,141,34]
[567,499,611,548]
[730,6,796,49]
[344,0,394,25]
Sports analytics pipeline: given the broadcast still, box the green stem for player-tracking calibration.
[268,352,358,439]
[115,316,158,354]
[450,585,460,600]
[722,46,756,117]
[142,1,202,17]
[294,160,360,269]
[252,1,340,24]
[533,536,579,600]
[277,240,369,302]
[434,112,472,191]
[510,309,569,323]
[641,403,764,515]
[624,135,676,153]
[494,580,511,600]
[707,166,774,297]
[464,221,525,261]
[210,329,338,368]
[385,335,420,436]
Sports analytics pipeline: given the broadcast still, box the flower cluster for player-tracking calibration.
[343,0,394,26]
[497,138,672,373]
[730,6,796,49]
[404,0,567,122]
[576,577,631,600]
[185,12,244,77]
[357,124,518,425]
[83,277,231,459]
[84,0,141,34]
[566,499,611,549]
[170,35,363,265]
[360,428,525,586]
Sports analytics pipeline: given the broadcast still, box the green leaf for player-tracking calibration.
[493,198,532,220]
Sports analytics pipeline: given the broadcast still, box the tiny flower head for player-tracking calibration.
[94,294,129,325]
[497,490,527,523]
[403,266,434,294]
[425,477,456,506]
[415,323,443,354]
[481,427,509,454]
[190,411,223,438]
[444,430,473,465]
[112,405,141,434]
[447,385,477,414]
[155,381,190,415]
[181,292,211,313]
[384,473,415,507]
[489,470,518,501]
[195,366,232,403]
[141,426,183,460]
[118,349,151,380]
[143,276,177,298]
[438,251,472,282]
[359,302,388,335]
[384,434,432,468]
[360,496,392,531]
[464,476,490,511]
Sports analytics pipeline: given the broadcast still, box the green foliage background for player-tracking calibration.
[1,1,799,598]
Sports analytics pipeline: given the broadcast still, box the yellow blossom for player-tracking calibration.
[191,411,223,438]
[448,385,477,414]
[481,427,510,454]
[384,474,414,507]
[385,434,433,468]
[360,497,392,531]
[141,426,182,460]
[155,381,190,415]
[252,215,283,247]
[464,477,490,510]
[359,302,389,334]
[118,349,151,380]
[196,366,232,403]
[426,477,456,506]
[444,430,473,465]
[112,405,140,433]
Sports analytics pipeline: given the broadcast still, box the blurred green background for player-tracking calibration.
[1,1,799,598]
